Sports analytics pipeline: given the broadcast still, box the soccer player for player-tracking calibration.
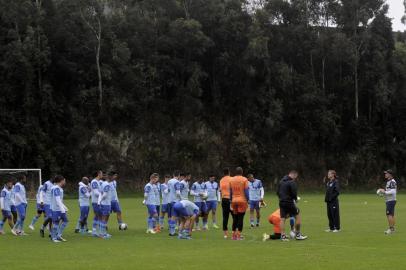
[229,167,249,240]
[98,174,113,239]
[29,183,45,230]
[324,170,340,232]
[205,174,220,229]
[262,209,296,241]
[190,177,208,230]
[40,178,54,238]
[50,175,68,243]
[247,173,264,228]
[219,168,233,238]
[167,171,181,236]
[10,181,17,225]
[109,172,124,229]
[13,174,28,235]
[277,170,307,241]
[0,179,16,235]
[179,173,190,200]
[90,170,103,237]
[172,200,199,240]
[159,174,171,229]
[75,177,91,234]
[144,173,160,234]
[377,169,397,234]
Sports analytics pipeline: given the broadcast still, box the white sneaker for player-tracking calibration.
[262,233,269,242]
[52,239,61,243]
[325,229,332,232]
[281,234,290,241]
[11,229,18,236]
[29,225,35,231]
[332,229,340,233]
[289,230,296,239]
[295,233,308,240]
[146,229,156,234]
[384,229,393,235]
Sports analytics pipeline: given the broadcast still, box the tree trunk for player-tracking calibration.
[321,57,326,93]
[96,18,103,110]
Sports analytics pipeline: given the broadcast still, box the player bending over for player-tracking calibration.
[190,177,208,230]
[277,170,307,241]
[50,175,68,243]
[159,174,171,229]
[75,177,91,234]
[205,174,220,229]
[144,173,160,234]
[172,200,199,240]
[29,184,45,230]
[0,179,17,235]
[262,209,295,241]
[247,173,264,228]
[40,178,54,238]
[13,174,28,235]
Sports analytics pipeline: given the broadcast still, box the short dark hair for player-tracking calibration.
[108,171,117,176]
[173,170,180,177]
[223,168,230,176]
[54,175,65,183]
[164,174,171,178]
[235,167,243,175]
[180,172,186,177]
[93,170,102,177]
[150,173,159,179]
[17,174,26,181]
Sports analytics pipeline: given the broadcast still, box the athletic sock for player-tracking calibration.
[256,218,260,225]
[31,216,39,226]
[0,221,4,230]
[159,216,164,227]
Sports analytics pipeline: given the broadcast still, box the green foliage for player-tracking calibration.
[0,0,406,188]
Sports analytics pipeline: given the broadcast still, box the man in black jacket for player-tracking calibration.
[277,170,307,241]
[324,170,340,232]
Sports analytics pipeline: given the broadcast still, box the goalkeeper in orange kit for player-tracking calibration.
[262,209,295,241]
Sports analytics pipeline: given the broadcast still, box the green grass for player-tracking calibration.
[1,194,405,270]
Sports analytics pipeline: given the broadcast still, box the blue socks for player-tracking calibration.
[169,220,176,235]
[159,216,164,227]
[31,216,39,226]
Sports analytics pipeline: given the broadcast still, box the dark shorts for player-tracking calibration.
[195,202,208,215]
[279,202,299,218]
[386,200,396,216]
[161,204,169,213]
[36,203,45,212]
[44,204,52,218]
[111,201,121,213]
[249,200,260,210]
[206,200,217,211]
[100,205,111,217]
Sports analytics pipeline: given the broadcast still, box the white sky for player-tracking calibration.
[387,0,405,31]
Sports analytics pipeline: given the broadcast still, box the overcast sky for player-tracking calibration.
[387,0,405,31]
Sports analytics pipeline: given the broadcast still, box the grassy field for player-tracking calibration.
[1,194,405,270]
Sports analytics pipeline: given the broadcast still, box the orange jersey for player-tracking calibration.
[230,175,249,203]
[220,175,233,199]
[268,209,281,234]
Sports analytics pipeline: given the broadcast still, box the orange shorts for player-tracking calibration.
[268,215,281,234]
[231,202,247,214]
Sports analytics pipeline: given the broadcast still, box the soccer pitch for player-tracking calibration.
[2,194,405,270]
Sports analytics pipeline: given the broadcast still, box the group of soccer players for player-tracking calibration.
[142,168,270,240]
[0,170,125,243]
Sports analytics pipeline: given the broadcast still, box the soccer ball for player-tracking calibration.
[376,189,384,197]
[200,192,208,201]
[119,223,128,230]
